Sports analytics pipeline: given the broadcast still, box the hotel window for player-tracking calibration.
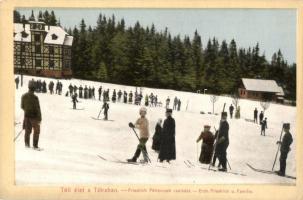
[35,59,42,68]
[34,34,40,42]
[49,46,54,54]
[35,45,41,54]
[49,60,54,68]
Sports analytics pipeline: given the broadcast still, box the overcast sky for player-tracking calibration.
[17,8,296,64]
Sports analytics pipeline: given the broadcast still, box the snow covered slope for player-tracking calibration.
[14,75,296,185]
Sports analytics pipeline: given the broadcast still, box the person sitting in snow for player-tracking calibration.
[196,125,215,164]
[152,119,162,152]
[127,107,150,163]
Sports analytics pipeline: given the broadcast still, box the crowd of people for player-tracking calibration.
[17,76,294,177]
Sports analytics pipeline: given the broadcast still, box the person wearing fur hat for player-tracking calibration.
[158,108,176,163]
[152,119,163,152]
[127,107,150,163]
[196,125,215,164]
[214,112,229,171]
[21,80,42,150]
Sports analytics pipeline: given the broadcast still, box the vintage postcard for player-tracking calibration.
[0,0,302,200]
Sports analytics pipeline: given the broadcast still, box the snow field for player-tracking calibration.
[14,75,296,185]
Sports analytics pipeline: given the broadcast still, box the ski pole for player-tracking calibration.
[97,107,104,119]
[227,158,232,170]
[209,103,226,170]
[14,129,23,142]
[272,123,284,171]
[130,127,151,163]
[196,142,199,162]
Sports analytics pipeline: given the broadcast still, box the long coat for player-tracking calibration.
[158,116,176,161]
[152,124,162,151]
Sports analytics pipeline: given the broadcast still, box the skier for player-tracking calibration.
[127,107,150,163]
[102,101,110,120]
[229,104,234,119]
[214,112,229,171]
[21,81,42,150]
[254,108,258,123]
[259,111,264,125]
[158,109,176,163]
[154,95,158,107]
[58,82,63,95]
[260,117,267,136]
[73,85,78,95]
[166,97,170,109]
[150,93,154,107]
[152,119,162,152]
[196,125,215,164]
[275,123,293,177]
[177,99,181,111]
[72,93,79,109]
[15,76,20,89]
[98,86,102,101]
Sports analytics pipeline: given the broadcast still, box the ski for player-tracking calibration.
[246,163,296,180]
[32,147,44,151]
[91,117,114,121]
[187,160,195,167]
[184,160,192,168]
[200,166,246,176]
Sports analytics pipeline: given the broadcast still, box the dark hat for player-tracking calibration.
[221,112,227,117]
[204,125,211,129]
[283,123,290,129]
[166,109,173,113]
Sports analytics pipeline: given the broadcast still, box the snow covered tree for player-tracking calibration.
[260,101,270,113]
[210,95,219,114]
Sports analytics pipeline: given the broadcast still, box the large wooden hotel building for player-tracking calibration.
[14,20,73,78]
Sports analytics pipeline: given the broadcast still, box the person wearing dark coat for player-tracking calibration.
[92,87,95,99]
[152,119,162,151]
[48,81,54,94]
[177,99,181,111]
[84,86,88,99]
[79,85,83,98]
[261,117,267,136]
[229,104,234,119]
[259,111,264,125]
[129,91,133,103]
[158,109,176,163]
[21,81,42,149]
[72,93,79,109]
[68,84,73,96]
[214,112,229,171]
[254,108,258,123]
[276,123,293,177]
[102,101,109,120]
[112,89,117,103]
[196,125,215,164]
[88,87,92,99]
[98,86,102,100]
[118,90,122,102]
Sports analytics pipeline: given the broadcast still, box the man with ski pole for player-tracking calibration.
[127,107,150,163]
[274,123,293,177]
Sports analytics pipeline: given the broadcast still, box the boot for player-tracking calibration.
[127,148,141,162]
